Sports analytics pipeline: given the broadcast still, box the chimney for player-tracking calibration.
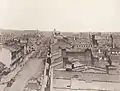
[63,57,68,68]
[92,35,95,45]
[106,65,109,74]
[61,48,66,57]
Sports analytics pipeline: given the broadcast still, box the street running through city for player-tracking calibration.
[7,57,44,91]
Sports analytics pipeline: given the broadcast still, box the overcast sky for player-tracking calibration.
[0,0,120,32]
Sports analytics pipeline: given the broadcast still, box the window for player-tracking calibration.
[66,64,72,69]
[112,52,115,54]
[11,51,16,60]
[84,45,86,47]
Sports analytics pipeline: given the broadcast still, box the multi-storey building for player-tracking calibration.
[52,66,120,91]
[50,40,120,91]
[51,37,71,53]
[50,49,120,91]
[0,44,24,70]
[72,41,93,49]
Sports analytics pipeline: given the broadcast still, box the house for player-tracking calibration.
[19,38,34,54]
[72,42,93,50]
[108,48,120,64]
[52,46,114,70]
[63,48,93,66]
[0,44,24,70]
[70,36,93,50]
[93,34,112,48]
[51,38,71,53]
[52,48,95,70]
[52,64,120,91]
[4,37,32,55]
[50,38,120,91]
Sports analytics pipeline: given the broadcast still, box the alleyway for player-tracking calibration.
[8,58,44,91]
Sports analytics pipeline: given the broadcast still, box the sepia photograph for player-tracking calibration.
[0,0,120,91]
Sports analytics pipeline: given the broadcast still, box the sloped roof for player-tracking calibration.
[57,38,71,44]
[66,48,85,52]
[52,38,70,46]
[0,61,5,71]
[3,43,23,52]
[72,65,106,73]
[82,66,107,73]
[0,61,5,69]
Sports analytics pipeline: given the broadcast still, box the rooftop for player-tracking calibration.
[66,49,85,52]
[2,43,23,52]
[53,78,120,91]
[53,66,120,82]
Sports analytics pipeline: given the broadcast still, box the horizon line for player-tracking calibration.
[0,28,120,33]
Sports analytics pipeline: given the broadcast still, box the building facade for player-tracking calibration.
[0,44,24,70]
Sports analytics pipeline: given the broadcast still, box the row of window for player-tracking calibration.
[111,51,120,54]
[11,52,23,60]
[11,48,24,60]
[75,44,93,48]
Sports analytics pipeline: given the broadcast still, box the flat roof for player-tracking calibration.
[53,69,120,82]
[53,79,120,91]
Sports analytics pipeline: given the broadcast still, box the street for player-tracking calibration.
[8,58,44,91]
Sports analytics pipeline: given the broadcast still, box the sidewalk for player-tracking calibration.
[0,51,35,84]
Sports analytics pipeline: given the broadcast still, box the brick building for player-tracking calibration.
[52,67,120,91]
